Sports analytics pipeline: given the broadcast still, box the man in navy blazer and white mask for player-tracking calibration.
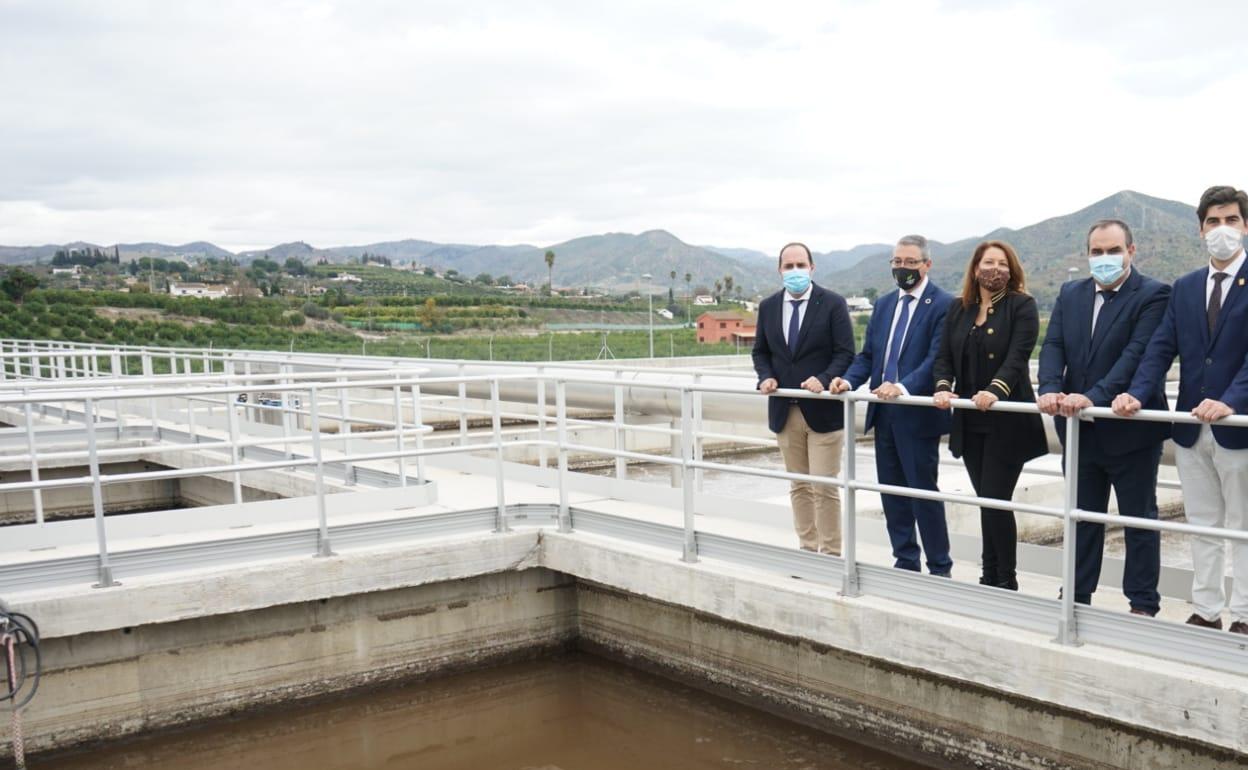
[1115,186,1248,634]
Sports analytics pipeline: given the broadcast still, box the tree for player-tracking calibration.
[544,249,556,295]
[714,280,723,303]
[684,272,693,323]
[474,272,494,285]
[723,275,735,301]
[863,287,879,302]
[1,269,39,303]
[417,297,442,331]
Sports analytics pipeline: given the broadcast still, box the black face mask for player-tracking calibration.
[892,266,921,290]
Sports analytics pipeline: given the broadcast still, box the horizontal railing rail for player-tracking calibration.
[0,339,1239,668]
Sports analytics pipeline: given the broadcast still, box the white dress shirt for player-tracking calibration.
[1090,267,1129,334]
[1206,248,1246,308]
[781,285,813,346]
[880,275,927,393]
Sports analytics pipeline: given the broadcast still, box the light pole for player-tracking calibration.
[642,272,654,358]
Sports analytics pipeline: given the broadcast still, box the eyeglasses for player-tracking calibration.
[890,259,924,268]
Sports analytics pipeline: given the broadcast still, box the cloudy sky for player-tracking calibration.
[0,1,1242,252]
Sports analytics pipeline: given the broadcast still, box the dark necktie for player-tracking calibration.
[884,294,914,383]
[1208,272,1228,334]
[1091,289,1113,338]
[788,299,803,354]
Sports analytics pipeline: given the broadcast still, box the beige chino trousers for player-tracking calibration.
[776,405,844,555]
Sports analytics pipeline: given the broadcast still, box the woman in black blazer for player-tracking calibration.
[932,240,1048,590]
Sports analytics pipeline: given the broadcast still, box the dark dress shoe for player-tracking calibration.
[1229,621,1248,635]
[1185,613,1223,630]
[995,578,1019,591]
[1129,608,1156,617]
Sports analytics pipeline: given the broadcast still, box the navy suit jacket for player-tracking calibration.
[1129,260,1248,449]
[752,283,856,434]
[842,280,953,438]
[1038,270,1172,456]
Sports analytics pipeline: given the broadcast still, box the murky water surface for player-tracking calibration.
[38,655,934,770]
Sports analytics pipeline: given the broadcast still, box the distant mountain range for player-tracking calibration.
[0,190,1211,306]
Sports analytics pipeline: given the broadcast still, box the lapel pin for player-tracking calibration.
[1239,278,1245,286]
[924,298,932,304]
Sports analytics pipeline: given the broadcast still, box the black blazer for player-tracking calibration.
[933,290,1048,464]
[1037,270,1172,457]
[752,283,856,433]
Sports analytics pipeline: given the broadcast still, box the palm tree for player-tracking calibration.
[684,272,692,324]
[544,250,556,296]
[714,280,723,304]
[723,275,735,302]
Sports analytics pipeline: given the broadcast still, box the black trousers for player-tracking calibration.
[960,431,1025,585]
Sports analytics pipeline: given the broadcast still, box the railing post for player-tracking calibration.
[491,378,508,533]
[680,387,698,563]
[556,380,570,533]
[457,363,468,443]
[410,383,426,485]
[614,376,626,480]
[1056,411,1082,645]
[309,386,334,557]
[840,395,861,597]
[225,362,244,505]
[536,366,548,469]
[281,363,294,462]
[693,372,705,492]
[84,398,118,587]
[392,376,407,487]
[337,377,354,485]
[22,395,43,526]
[141,351,160,438]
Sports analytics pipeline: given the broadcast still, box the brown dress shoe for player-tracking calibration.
[1129,608,1155,617]
[1185,613,1223,630]
[1229,621,1248,635]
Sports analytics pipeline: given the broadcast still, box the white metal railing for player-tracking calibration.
[0,340,1240,658]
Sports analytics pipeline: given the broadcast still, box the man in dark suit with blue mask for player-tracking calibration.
[1038,219,1170,616]
[753,242,856,554]
[831,235,955,575]
[1115,186,1248,635]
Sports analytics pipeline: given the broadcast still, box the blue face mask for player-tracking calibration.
[782,268,811,294]
[1088,253,1126,286]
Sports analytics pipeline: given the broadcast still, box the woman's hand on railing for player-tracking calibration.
[972,391,998,411]
[932,391,955,410]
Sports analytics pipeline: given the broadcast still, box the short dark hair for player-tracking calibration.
[1086,219,1133,251]
[778,242,814,266]
[1197,186,1248,224]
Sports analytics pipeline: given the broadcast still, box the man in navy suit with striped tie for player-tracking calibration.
[1115,186,1248,635]
[831,235,955,575]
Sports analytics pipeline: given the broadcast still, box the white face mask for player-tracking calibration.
[1205,224,1244,261]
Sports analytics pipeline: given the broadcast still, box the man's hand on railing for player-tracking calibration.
[829,377,851,394]
[1111,393,1141,417]
[932,391,955,410]
[1192,398,1234,423]
[758,378,779,395]
[972,391,998,411]
[1036,392,1065,416]
[1058,393,1093,417]
[800,376,825,394]
[872,382,903,400]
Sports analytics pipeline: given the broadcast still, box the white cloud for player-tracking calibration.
[0,0,1243,252]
